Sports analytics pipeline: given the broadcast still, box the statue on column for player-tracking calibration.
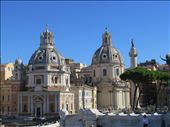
[160,53,170,67]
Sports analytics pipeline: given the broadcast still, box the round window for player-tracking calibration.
[102,54,107,59]
[39,56,43,61]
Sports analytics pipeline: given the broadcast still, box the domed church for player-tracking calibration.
[18,26,74,117]
[91,29,130,109]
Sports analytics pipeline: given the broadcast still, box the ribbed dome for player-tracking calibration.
[92,30,124,65]
[28,25,65,66]
[28,48,65,66]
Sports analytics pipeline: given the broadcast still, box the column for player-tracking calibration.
[43,95,46,114]
[29,96,31,112]
[55,95,57,112]
[47,95,49,112]
[20,95,22,112]
[28,95,30,112]
[18,95,20,112]
[124,91,127,107]
[116,91,119,109]
[31,96,33,115]
[58,94,60,111]
[122,91,124,108]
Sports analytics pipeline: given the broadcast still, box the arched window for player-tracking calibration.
[15,73,18,79]
[55,77,58,83]
[66,103,69,111]
[103,69,107,76]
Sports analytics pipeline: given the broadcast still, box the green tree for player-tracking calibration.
[153,71,170,111]
[120,67,154,110]
[121,67,170,111]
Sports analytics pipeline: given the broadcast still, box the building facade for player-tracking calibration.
[17,26,75,117]
[66,60,97,113]
[0,63,14,115]
[91,29,130,110]
[70,85,97,113]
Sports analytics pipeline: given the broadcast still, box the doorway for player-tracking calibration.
[36,107,41,117]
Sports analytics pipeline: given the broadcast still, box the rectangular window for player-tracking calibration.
[34,75,44,85]
[50,103,55,112]
[23,104,28,112]
[8,95,10,101]
[116,68,119,76]
[36,78,41,84]
[2,96,4,101]
[103,69,107,76]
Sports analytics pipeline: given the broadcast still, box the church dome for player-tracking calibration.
[166,53,170,59]
[28,25,65,66]
[92,30,124,65]
[28,48,65,65]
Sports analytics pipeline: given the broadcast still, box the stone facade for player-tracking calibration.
[0,63,14,115]
[65,59,97,112]
[16,26,75,117]
[70,85,97,113]
[18,91,74,116]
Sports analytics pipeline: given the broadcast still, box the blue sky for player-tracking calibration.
[1,1,170,68]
